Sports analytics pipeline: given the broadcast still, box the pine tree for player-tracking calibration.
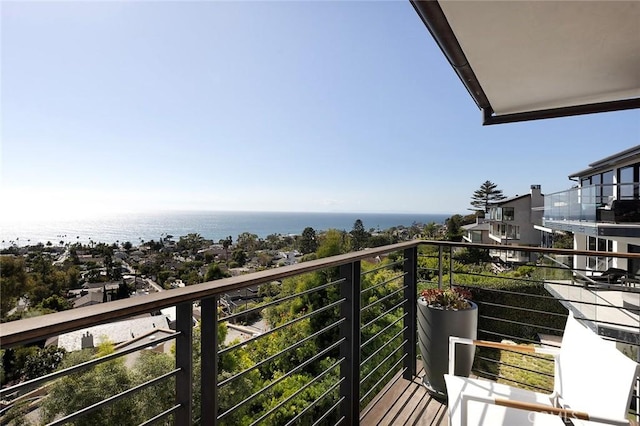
[470,180,507,213]
[350,219,369,251]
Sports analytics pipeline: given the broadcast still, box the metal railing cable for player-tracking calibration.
[359,341,406,387]
[360,313,407,350]
[284,377,345,426]
[361,300,405,331]
[249,357,344,426]
[47,369,179,426]
[361,286,405,312]
[217,338,345,421]
[219,298,345,356]
[0,330,179,399]
[359,356,407,404]
[218,319,344,388]
[360,327,406,368]
[220,278,345,324]
[360,272,406,295]
[311,398,344,426]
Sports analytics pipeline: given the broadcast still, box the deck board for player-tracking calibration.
[361,367,448,426]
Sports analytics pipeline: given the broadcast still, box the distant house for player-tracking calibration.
[487,184,544,263]
[48,315,171,352]
[539,146,640,276]
[169,279,185,289]
[75,282,125,303]
[277,250,299,266]
[462,218,491,244]
[113,328,175,368]
[198,244,226,259]
[82,281,120,290]
[537,146,640,344]
[73,291,104,309]
[113,251,128,260]
[160,306,199,329]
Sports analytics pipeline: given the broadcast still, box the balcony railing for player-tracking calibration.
[1,241,638,425]
[543,183,640,224]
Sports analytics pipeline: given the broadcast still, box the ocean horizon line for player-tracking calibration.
[0,210,453,248]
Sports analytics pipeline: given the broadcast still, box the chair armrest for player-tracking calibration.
[448,336,560,375]
[461,393,631,426]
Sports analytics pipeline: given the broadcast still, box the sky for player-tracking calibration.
[1,0,639,222]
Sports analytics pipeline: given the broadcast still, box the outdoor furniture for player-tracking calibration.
[597,199,640,223]
[445,311,640,426]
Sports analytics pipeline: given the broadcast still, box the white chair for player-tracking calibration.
[445,311,640,426]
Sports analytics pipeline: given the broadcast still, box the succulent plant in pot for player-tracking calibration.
[420,287,473,310]
[418,286,477,398]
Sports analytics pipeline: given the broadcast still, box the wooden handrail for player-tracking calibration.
[3,239,639,348]
[0,241,418,347]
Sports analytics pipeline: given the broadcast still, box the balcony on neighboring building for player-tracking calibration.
[543,184,640,238]
[1,241,638,425]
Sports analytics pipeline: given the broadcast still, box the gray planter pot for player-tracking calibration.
[417,298,478,398]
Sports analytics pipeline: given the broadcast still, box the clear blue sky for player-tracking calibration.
[2,1,639,222]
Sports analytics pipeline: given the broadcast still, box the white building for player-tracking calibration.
[540,146,640,277]
[487,185,544,263]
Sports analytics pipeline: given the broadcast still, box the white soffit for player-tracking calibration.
[438,1,640,115]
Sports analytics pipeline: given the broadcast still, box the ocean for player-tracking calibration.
[0,211,450,248]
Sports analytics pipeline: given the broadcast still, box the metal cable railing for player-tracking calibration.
[1,241,638,424]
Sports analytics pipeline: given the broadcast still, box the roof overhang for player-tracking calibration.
[411,1,640,125]
[568,145,640,179]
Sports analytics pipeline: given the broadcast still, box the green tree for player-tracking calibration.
[37,294,72,312]
[232,249,247,267]
[222,236,233,261]
[316,229,347,259]
[1,346,38,385]
[471,180,507,213]
[27,256,69,306]
[299,227,318,255]
[236,232,259,256]
[264,234,285,250]
[424,222,439,239]
[22,346,66,381]
[41,343,138,426]
[177,233,207,254]
[350,219,369,251]
[205,263,230,281]
[132,351,175,421]
[0,256,31,319]
[369,233,393,247]
[445,214,464,241]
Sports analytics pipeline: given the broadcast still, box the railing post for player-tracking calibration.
[403,246,418,380]
[339,260,361,424]
[176,302,193,425]
[438,246,444,289]
[449,246,454,289]
[201,296,218,426]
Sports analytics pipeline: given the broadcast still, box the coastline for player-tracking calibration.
[0,210,451,248]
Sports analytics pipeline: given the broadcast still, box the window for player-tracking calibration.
[492,223,519,240]
[582,170,616,205]
[503,207,514,221]
[587,236,614,271]
[490,207,513,221]
[618,163,639,200]
[602,170,614,204]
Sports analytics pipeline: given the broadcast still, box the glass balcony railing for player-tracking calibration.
[1,241,638,425]
[543,183,640,224]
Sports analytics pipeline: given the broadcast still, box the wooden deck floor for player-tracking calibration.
[360,367,448,426]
